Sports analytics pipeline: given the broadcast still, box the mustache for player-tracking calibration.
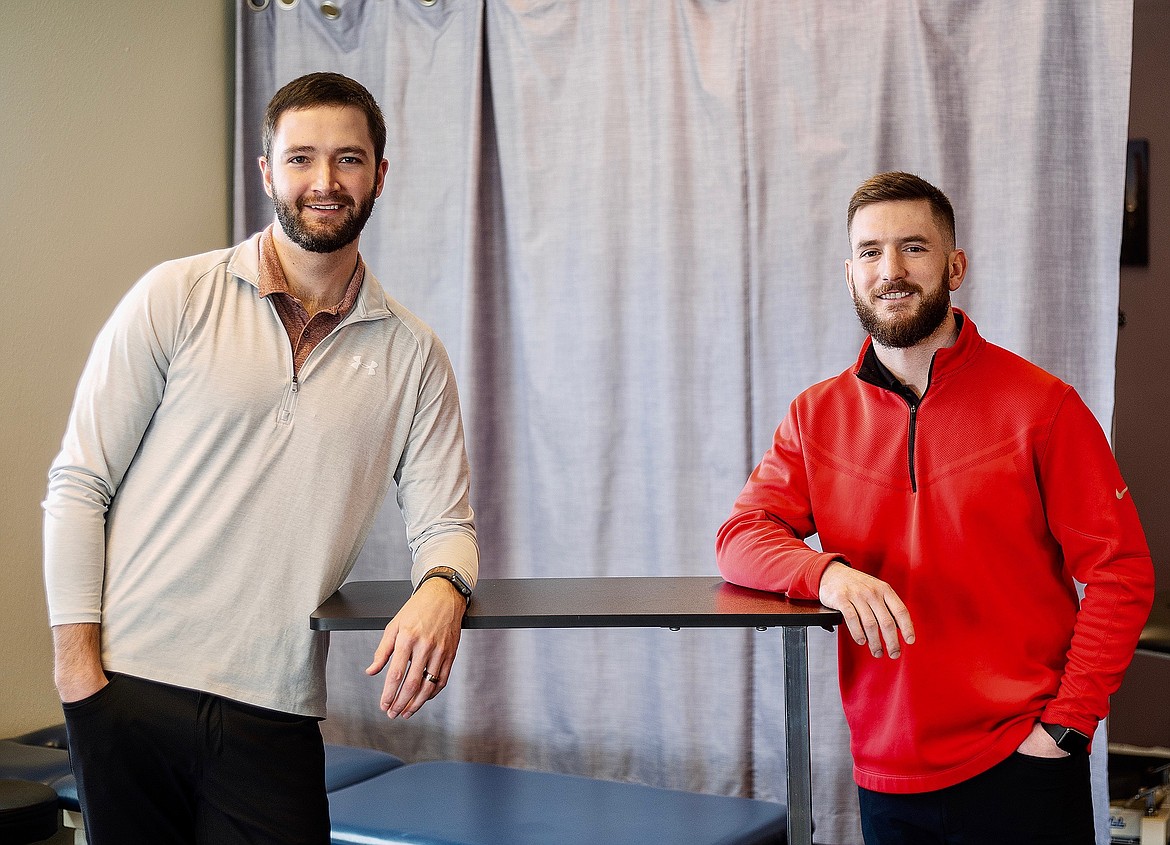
[873,283,921,297]
[297,193,354,208]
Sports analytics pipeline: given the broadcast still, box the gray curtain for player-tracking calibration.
[235,2,1132,842]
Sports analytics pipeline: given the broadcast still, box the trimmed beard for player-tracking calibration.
[851,268,953,349]
[273,183,377,254]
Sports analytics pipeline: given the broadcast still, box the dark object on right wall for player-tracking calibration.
[1121,139,1149,267]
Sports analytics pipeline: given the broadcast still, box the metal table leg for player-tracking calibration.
[783,625,813,845]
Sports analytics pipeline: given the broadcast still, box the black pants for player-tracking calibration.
[858,751,1094,845]
[62,673,330,845]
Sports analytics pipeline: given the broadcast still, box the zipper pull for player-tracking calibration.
[279,375,299,424]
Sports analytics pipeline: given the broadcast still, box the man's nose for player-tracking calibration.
[311,162,339,192]
[880,252,905,281]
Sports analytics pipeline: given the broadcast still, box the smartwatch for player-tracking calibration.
[1039,722,1090,755]
[418,566,473,601]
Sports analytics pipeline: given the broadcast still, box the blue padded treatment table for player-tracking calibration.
[0,739,80,818]
[8,726,69,750]
[1,727,74,811]
[328,761,788,845]
[0,741,72,785]
[324,744,405,791]
[48,773,80,813]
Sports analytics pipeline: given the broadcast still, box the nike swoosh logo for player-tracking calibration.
[1116,487,1129,499]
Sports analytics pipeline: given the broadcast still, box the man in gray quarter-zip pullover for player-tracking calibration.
[43,72,478,845]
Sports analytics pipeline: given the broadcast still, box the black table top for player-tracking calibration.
[311,576,841,632]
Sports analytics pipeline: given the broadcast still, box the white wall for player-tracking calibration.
[0,3,233,735]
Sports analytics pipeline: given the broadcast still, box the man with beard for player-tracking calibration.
[717,172,1152,844]
[43,73,478,844]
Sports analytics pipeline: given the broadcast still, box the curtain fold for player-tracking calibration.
[235,3,1132,841]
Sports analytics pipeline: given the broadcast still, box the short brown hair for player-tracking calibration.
[262,72,387,164]
[847,172,956,247]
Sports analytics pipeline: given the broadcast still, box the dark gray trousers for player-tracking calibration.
[63,673,329,845]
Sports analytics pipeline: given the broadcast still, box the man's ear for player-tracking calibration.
[259,156,275,199]
[947,248,968,292]
[375,158,389,198]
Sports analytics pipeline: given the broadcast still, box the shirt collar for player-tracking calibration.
[257,224,366,317]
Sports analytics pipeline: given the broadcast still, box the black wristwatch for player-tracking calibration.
[1040,722,1090,755]
[418,566,473,601]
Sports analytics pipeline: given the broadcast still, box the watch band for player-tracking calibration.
[1039,722,1089,754]
[418,566,473,601]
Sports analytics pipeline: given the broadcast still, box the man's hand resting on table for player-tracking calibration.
[365,577,467,719]
[818,561,915,659]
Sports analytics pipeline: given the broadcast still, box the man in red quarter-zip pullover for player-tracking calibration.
[716,171,1153,845]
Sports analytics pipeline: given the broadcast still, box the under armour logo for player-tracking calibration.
[351,355,378,375]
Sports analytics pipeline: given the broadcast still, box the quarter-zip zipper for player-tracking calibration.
[278,373,299,425]
[906,399,919,493]
[857,349,924,493]
[890,372,935,494]
[273,306,391,426]
[854,322,958,495]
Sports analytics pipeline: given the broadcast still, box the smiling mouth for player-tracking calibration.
[300,196,350,213]
[875,287,917,302]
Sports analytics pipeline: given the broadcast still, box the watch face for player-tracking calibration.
[1042,722,1087,753]
[422,568,471,598]
[443,571,472,596]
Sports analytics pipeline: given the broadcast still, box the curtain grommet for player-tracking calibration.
[320,1,341,19]
[247,0,270,10]
[277,0,299,9]
[419,0,437,7]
